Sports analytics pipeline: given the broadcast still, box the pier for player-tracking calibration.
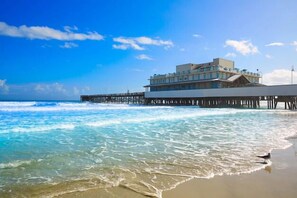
[81,85,297,110]
[81,92,145,104]
[145,84,297,109]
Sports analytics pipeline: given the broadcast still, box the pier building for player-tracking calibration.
[145,58,261,92]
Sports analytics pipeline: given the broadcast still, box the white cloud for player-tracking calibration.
[113,37,144,50]
[180,48,185,51]
[0,79,9,93]
[60,42,78,48]
[193,34,202,38]
[34,83,67,94]
[263,69,297,85]
[136,54,153,60]
[291,41,297,51]
[265,42,284,47]
[225,52,236,58]
[63,25,78,33]
[265,54,273,59]
[225,40,259,55]
[112,44,131,50]
[0,21,103,41]
[113,36,173,50]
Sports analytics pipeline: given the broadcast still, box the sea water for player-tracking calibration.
[0,101,296,197]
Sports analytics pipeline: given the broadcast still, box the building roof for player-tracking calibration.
[227,74,242,82]
[227,74,250,83]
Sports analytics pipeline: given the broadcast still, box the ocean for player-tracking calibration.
[0,101,296,197]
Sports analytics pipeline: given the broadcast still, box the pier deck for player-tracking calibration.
[81,85,297,110]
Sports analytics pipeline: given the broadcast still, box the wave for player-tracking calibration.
[86,109,250,127]
[0,101,173,112]
[0,124,75,134]
[32,102,58,107]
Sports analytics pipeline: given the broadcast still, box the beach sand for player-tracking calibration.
[59,138,297,198]
[164,138,297,198]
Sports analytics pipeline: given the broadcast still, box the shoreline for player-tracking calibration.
[163,137,297,198]
[58,138,297,198]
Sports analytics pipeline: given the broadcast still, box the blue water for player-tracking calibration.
[0,101,296,197]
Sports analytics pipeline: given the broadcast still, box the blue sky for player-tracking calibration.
[1,0,297,100]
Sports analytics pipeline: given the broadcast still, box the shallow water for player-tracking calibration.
[0,101,296,197]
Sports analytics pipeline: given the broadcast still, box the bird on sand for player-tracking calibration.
[257,153,271,164]
[257,153,271,160]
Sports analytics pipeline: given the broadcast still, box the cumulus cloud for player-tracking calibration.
[113,36,173,50]
[265,42,284,47]
[225,40,259,55]
[113,37,144,50]
[136,54,153,60]
[63,25,78,32]
[225,52,236,58]
[0,79,9,94]
[0,21,103,41]
[263,69,296,85]
[60,42,78,48]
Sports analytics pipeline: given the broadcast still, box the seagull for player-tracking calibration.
[257,153,271,160]
[257,153,271,164]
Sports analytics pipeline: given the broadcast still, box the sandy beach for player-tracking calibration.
[164,138,297,198]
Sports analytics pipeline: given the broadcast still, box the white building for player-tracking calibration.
[145,58,261,92]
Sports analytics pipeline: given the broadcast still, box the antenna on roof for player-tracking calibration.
[291,65,295,84]
[257,68,263,84]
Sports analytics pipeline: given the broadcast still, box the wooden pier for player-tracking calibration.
[80,85,297,110]
[145,96,297,109]
[81,92,145,104]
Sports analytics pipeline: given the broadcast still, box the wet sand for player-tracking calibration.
[163,138,297,198]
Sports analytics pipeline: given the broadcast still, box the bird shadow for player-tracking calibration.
[254,161,272,173]
[255,161,268,165]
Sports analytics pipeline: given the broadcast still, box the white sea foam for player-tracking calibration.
[0,160,32,169]
[2,124,76,133]
[0,101,175,112]
[86,108,247,128]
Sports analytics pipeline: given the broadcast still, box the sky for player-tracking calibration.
[1,0,297,100]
